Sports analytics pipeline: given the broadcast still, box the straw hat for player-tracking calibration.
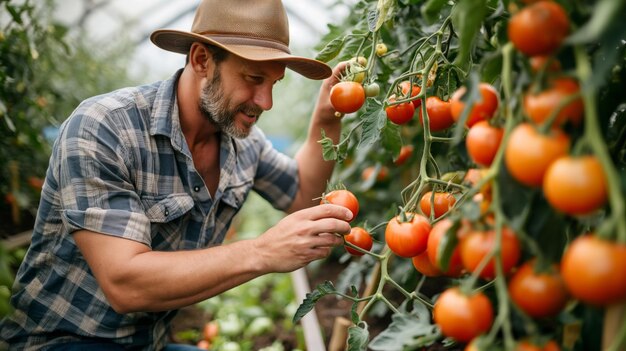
[150,0,332,80]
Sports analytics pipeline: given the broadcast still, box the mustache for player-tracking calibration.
[239,104,263,117]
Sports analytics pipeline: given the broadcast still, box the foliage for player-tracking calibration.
[296,0,626,349]
[0,0,138,316]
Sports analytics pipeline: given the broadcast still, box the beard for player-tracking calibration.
[198,68,264,139]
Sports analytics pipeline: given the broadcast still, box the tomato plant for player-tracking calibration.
[385,213,431,258]
[294,0,626,349]
[320,189,359,221]
[433,287,494,343]
[394,145,413,165]
[344,227,373,256]
[329,81,365,113]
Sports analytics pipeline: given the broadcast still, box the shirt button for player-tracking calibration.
[194,186,200,192]
[164,209,169,216]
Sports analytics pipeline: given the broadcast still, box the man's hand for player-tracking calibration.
[313,61,349,124]
[252,204,352,273]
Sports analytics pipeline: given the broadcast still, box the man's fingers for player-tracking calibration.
[298,203,353,222]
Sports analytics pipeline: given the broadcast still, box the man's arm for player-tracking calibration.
[74,203,352,314]
[289,62,348,212]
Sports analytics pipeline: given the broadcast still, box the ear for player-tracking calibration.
[189,43,214,75]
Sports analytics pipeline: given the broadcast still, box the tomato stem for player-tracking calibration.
[574,45,626,243]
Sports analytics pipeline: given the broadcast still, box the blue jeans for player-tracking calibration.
[44,341,206,350]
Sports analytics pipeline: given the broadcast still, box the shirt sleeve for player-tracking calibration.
[55,101,152,246]
[250,128,299,211]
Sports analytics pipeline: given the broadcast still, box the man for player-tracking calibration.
[1,0,352,349]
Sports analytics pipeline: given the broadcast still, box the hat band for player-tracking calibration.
[199,33,291,54]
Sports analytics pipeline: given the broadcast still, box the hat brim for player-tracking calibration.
[151,30,332,80]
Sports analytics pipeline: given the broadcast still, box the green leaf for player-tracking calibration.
[380,120,402,159]
[316,37,346,62]
[359,100,386,149]
[421,0,449,25]
[347,324,370,351]
[293,281,336,323]
[373,0,397,32]
[369,313,439,350]
[451,0,487,69]
[350,285,360,324]
[566,0,626,44]
[318,129,338,161]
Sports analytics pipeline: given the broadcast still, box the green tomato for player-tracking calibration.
[245,316,274,337]
[364,83,380,97]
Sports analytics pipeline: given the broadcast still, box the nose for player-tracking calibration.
[253,85,274,111]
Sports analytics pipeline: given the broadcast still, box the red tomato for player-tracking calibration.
[450,83,499,127]
[412,251,442,277]
[561,235,626,306]
[508,1,570,57]
[419,96,455,132]
[504,123,570,187]
[344,227,373,256]
[529,56,561,73]
[385,213,431,258]
[399,80,422,108]
[543,155,607,215]
[419,191,456,219]
[508,260,569,318]
[433,287,494,342]
[361,165,389,183]
[523,78,584,126]
[386,96,415,125]
[394,145,414,165]
[516,340,561,351]
[203,321,219,341]
[466,121,504,167]
[330,81,365,113]
[321,189,359,221]
[460,226,521,279]
[426,219,464,277]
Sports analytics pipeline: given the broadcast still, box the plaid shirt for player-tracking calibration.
[1,70,299,350]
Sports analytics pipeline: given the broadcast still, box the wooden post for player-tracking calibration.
[328,316,352,351]
[603,303,626,351]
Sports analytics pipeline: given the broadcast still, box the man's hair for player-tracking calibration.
[186,44,229,65]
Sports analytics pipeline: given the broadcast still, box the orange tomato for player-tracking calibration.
[508,1,569,56]
[450,83,499,127]
[523,78,584,126]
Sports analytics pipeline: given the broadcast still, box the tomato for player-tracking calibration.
[386,96,415,125]
[419,96,455,132]
[27,176,44,191]
[399,81,422,108]
[516,340,561,351]
[330,81,365,113]
[529,56,561,73]
[508,1,569,57]
[196,340,211,350]
[364,82,380,97]
[350,56,367,67]
[427,219,464,277]
[375,43,388,56]
[460,226,521,279]
[561,235,626,306]
[450,83,499,128]
[466,120,504,167]
[433,287,494,343]
[543,155,607,215]
[523,78,584,126]
[504,123,570,187]
[419,191,456,219]
[412,251,442,277]
[321,189,359,221]
[361,165,389,183]
[394,145,414,165]
[344,227,373,256]
[508,260,569,318]
[346,62,366,83]
[385,213,431,258]
[203,321,219,341]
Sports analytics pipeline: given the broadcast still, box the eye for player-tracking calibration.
[247,75,264,84]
